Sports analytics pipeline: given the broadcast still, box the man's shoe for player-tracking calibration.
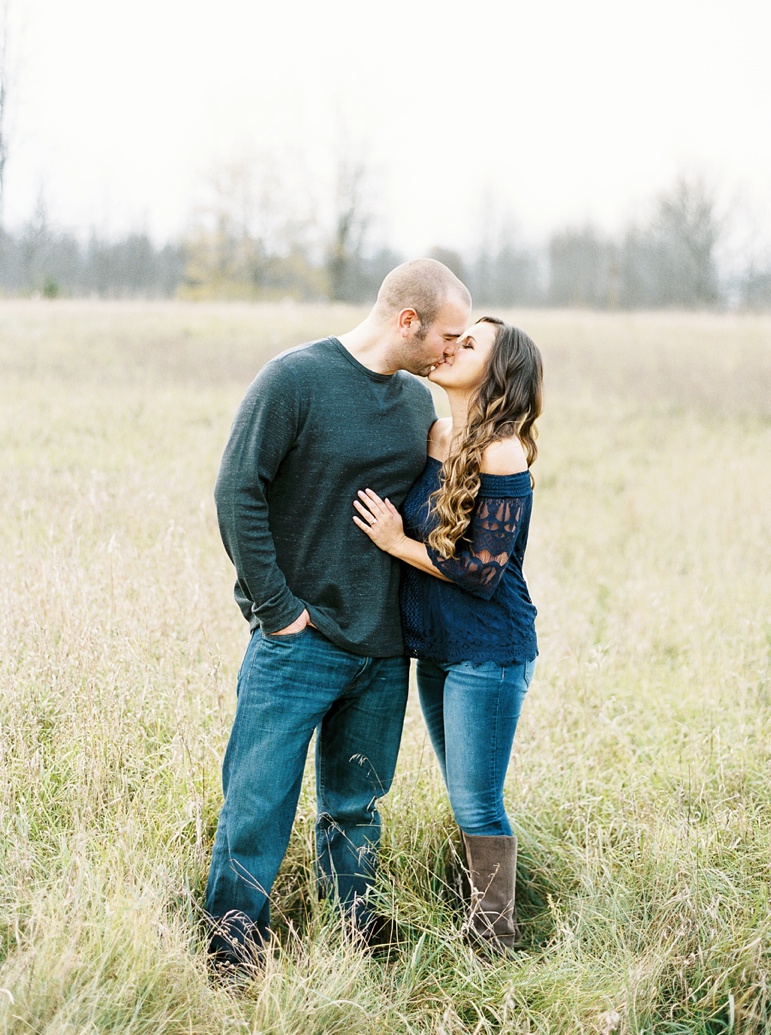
[347,911,404,960]
[206,911,267,983]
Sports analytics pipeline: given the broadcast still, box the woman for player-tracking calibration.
[353,316,543,955]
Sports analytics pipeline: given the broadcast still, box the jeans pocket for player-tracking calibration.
[523,657,537,688]
[263,627,311,644]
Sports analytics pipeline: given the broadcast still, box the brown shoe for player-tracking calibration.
[461,832,522,955]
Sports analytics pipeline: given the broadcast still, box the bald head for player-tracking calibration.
[372,258,471,329]
[336,257,471,375]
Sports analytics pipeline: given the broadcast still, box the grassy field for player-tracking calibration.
[0,300,769,1034]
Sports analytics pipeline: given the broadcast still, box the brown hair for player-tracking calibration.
[427,317,543,559]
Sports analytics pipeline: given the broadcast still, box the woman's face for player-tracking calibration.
[427,320,497,392]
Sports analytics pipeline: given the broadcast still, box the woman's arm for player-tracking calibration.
[352,490,452,581]
[354,477,529,599]
[423,437,529,598]
[425,494,527,599]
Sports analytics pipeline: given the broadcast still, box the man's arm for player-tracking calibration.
[215,359,307,633]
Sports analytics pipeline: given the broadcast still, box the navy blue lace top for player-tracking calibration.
[400,456,538,666]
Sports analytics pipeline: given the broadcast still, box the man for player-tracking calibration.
[205,258,471,970]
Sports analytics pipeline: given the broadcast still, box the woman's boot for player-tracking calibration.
[461,832,521,954]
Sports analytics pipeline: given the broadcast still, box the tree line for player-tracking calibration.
[1,174,769,309]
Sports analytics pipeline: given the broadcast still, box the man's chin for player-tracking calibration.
[406,357,443,378]
[426,364,446,380]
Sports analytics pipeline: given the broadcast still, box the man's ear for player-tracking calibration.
[397,308,420,339]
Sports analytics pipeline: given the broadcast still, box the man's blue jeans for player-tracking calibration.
[205,627,409,959]
[416,657,536,837]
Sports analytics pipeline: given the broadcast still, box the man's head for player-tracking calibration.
[372,259,471,376]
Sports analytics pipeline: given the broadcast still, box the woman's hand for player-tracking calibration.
[353,489,453,582]
[353,489,406,554]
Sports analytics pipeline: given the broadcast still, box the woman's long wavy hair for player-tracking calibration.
[427,317,543,559]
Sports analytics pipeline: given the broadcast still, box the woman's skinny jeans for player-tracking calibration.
[416,657,536,836]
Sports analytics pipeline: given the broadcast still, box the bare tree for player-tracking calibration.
[547,224,612,307]
[327,153,372,302]
[737,248,771,309]
[0,6,8,229]
[652,176,722,306]
[183,150,321,299]
[616,177,723,309]
[469,194,543,306]
[0,0,14,231]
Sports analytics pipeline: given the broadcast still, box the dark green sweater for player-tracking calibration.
[214,337,436,657]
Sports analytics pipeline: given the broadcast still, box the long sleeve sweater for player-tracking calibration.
[214,337,436,657]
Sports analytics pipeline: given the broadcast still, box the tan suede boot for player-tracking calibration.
[461,832,521,954]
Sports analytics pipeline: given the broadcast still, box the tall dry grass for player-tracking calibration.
[1,301,769,1033]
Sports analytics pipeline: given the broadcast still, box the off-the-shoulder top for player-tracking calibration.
[400,456,538,666]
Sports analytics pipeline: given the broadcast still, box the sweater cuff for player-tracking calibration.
[254,596,306,635]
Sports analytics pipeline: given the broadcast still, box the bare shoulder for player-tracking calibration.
[428,418,452,459]
[480,436,528,475]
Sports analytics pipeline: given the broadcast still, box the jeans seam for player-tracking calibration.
[238,632,259,694]
[317,727,326,809]
[488,666,503,825]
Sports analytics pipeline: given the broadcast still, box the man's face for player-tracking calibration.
[403,294,471,376]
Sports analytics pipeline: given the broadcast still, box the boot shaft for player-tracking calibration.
[461,832,520,951]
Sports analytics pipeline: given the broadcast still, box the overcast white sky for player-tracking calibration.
[4,0,771,255]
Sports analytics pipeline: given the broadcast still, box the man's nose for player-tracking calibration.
[443,340,459,357]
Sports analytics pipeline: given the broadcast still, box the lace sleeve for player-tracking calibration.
[426,495,528,600]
